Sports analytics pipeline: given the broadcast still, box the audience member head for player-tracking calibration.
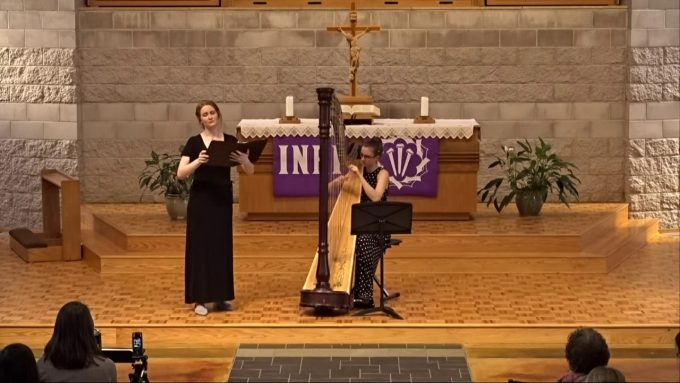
[675,331,680,357]
[194,100,222,127]
[584,366,625,382]
[362,137,383,158]
[0,343,39,383]
[43,301,102,369]
[565,327,610,374]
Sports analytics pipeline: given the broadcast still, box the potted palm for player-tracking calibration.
[138,146,192,220]
[477,138,580,216]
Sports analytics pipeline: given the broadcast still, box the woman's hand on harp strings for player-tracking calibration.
[328,174,347,192]
[348,164,361,176]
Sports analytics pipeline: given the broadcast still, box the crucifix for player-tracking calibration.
[327,0,380,105]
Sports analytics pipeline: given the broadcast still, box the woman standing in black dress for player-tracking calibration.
[347,137,390,309]
[177,100,254,316]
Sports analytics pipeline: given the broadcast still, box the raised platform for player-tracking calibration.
[81,203,658,274]
[0,226,678,382]
[0,202,677,381]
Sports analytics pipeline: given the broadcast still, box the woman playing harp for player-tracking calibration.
[329,138,390,309]
[347,137,389,309]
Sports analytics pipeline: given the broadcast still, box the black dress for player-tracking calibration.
[182,133,236,304]
[353,166,388,303]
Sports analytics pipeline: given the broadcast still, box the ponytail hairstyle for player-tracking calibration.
[363,137,383,157]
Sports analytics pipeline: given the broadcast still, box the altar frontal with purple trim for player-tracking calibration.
[273,137,439,197]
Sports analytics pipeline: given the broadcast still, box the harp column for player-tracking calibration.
[315,87,334,292]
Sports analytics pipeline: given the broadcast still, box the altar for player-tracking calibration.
[236,118,481,220]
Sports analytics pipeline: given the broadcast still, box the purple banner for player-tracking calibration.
[273,137,439,197]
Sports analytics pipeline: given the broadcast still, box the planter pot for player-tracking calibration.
[165,194,188,220]
[515,189,546,217]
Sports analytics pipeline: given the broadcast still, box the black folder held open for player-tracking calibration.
[206,139,267,167]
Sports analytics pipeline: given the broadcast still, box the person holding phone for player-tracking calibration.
[177,100,254,316]
[37,301,116,382]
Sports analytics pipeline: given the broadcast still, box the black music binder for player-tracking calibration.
[206,139,266,167]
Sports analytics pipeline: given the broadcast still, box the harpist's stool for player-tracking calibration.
[374,238,401,302]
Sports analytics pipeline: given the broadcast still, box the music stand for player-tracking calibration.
[350,201,412,320]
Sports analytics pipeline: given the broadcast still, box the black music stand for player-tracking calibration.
[374,238,402,302]
[350,201,412,320]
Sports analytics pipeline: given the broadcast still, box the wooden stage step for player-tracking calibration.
[81,203,659,274]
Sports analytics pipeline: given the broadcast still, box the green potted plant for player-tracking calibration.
[138,146,192,220]
[477,138,581,216]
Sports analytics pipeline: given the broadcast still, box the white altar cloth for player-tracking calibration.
[238,118,479,139]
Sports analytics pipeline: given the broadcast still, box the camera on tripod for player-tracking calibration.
[95,329,150,383]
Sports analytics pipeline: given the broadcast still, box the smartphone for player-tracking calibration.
[132,332,144,357]
[93,328,102,349]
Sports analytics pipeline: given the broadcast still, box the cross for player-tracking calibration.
[327,0,380,98]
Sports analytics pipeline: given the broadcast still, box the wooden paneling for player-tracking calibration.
[87,0,219,6]
[85,0,622,7]
[5,326,674,350]
[486,0,618,5]
[227,0,482,7]
[86,0,482,7]
[80,326,680,348]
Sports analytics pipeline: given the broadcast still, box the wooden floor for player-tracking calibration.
[0,203,678,382]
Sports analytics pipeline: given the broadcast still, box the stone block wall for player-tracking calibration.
[627,0,679,228]
[77,6,630,209]
[0,0,79,230]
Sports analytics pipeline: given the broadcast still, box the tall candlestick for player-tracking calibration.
[285,96,294,117]
[420,96,429,117]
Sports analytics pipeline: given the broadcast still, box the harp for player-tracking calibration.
[300,88,362,311]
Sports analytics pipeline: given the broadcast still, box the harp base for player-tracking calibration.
[300,289,351,311]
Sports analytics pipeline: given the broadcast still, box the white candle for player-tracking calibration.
[420,96,429,117]
[285,96,294,117]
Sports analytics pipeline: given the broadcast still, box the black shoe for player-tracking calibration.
[353,298,374,309]
[214,301,233,311]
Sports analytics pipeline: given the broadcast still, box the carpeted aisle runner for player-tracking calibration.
[227,344,471,383]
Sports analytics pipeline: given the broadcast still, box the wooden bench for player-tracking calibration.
[9,169,81,262]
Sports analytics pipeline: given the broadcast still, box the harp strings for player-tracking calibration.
[327,95,347,287]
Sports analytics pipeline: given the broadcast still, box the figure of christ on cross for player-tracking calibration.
[327,1,380,98]
[339,28,369,83]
